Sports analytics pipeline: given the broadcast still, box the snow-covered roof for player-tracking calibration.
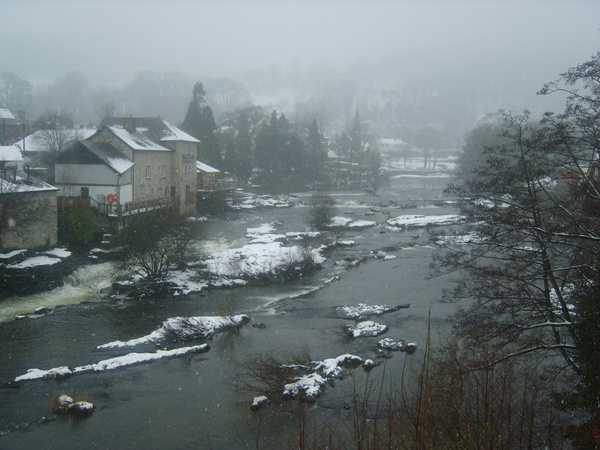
[196,161,220,173]
[161,120,200,143]
[80,141,134,174]
[100,117,199,150]
[13,128,96,153]
[0,109,16,120]
[0,171,57,194]
[0,145,23,162]
[106,126,171,151]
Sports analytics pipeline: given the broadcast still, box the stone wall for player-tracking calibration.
[1,190,58,252]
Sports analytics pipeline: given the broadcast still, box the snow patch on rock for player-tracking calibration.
[335,303,409,320]
[386,214,464,229]
[15,344,210,382]
[97,315,250,349]
[347,321,389,338]
[327,216,377,228]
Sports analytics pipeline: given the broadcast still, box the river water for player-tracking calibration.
[0,176,459,449]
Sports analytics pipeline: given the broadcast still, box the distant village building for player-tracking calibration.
[12,127,96,170]
[0,144,24,171]
[0,108,22,146]
[55,117,199,218]
[0,171,58,252]
[373,138,410,158]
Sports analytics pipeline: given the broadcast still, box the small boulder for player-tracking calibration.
[404,343,418,355]
[251,395,269,411]
[68,401,95,417]
[57,395,73,410]
[363,359,377,371]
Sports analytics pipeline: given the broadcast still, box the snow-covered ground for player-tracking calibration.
[386,214,465,229]
[1,247,72,269]
[199,221,325,281]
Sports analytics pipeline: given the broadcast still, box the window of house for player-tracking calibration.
[146,166,151,178]
[159,166,166,178]
[138,184,145,198]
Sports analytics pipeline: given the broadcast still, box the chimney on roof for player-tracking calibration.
[123,116,137,134]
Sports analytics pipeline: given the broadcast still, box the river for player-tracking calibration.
[0,176,460,449]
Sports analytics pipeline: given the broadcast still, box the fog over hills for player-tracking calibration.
[2,0,599,142]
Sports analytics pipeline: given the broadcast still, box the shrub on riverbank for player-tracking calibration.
[307,193,336,230]
[57,207,102,254]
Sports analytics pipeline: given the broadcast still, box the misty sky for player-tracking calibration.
[1,0,599,88]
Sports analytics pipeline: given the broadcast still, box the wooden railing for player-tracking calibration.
[197,180,238,192]
[58,196,179,217]
[58,196,90,210]
[107,197,179,217]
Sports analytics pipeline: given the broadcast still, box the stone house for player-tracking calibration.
[0,171,58,252]
[55,117,199,217]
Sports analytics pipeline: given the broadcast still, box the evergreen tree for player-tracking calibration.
[305,119,327,180]
[181,82,222,168]
[254,110,281,176]
[220,106,263,180]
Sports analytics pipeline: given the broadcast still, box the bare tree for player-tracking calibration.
[97,100,117,122]
[108,211,201,283]
[437,111,597,372]
[0,72,32,112]
[30,109,76,183]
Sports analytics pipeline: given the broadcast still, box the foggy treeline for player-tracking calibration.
[1,57,561,151]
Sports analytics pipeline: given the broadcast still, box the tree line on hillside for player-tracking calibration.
[1,62,537,154]
[0,71,251,128]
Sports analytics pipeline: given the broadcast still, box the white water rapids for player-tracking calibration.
[0,262,114,323]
